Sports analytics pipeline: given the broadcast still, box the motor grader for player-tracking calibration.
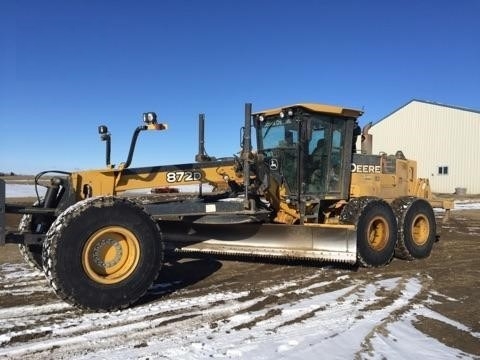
[0,102,452,311]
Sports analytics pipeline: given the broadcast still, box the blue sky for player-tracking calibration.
[1,0,479,174]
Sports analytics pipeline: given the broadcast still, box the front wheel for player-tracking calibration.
[19,243,43,271]
[43,197,164,311]
[356,199,397,267]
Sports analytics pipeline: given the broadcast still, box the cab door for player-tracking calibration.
[303,115,354,199]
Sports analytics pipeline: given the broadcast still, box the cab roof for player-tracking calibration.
[253,103,363,118]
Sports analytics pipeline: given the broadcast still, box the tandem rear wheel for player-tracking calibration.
[355,199,397,267]
[42,197,164,311]
[393,197,436,260]
[342,196,436,267]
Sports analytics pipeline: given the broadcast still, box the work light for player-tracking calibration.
[143,112,157,124]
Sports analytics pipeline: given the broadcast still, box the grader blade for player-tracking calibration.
[163,222,357,263]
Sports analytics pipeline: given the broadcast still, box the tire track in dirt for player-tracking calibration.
[0,263,347,358]
[1,257,478,359]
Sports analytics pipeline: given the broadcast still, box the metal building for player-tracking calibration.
[367,99,480,194]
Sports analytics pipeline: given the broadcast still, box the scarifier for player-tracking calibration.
[0,102,453,311]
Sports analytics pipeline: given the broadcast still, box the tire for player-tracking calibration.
[18,243,43,271]
[393,197,436,260]
[356,199,397,267]
[43,197,164,311]
[18,202,43,271]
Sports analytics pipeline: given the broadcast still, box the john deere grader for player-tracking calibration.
[0,102,452,311]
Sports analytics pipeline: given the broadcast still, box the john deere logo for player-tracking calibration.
[269,159,279,171]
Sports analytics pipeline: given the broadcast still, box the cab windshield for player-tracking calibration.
[258,116,299,192]
[260,116,298,149]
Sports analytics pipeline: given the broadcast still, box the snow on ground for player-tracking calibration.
[4,184,210,199]
[452,200,480,210]
[0,263,478,359]
[5,184,47,198]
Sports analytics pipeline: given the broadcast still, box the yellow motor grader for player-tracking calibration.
[0,102,452,311]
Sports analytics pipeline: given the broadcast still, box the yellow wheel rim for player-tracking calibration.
[82,226,140,285]
[411,214,429,246]
[367,216,389,251]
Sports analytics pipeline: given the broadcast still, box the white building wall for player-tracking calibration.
[368,100,480,194]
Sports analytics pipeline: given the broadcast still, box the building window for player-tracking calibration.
[438,166,449,175]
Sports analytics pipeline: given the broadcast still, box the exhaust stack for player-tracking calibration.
[195,113,211,162]
[361,122,373,155]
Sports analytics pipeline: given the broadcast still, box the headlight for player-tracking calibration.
[98,125,108,135]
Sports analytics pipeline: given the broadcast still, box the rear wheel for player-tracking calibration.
[356,199,397,267]
[43,197,164,311]
[393,197,436,260]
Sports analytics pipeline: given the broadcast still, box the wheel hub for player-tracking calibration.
[91,238,123,269]
[411,215,429,246]
[368,216,389,251]
[82,226,140,285]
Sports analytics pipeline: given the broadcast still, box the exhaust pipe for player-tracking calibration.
[195,113,210,162]
[361,122,373,155]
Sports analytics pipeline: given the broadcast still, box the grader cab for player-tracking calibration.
[0,102,452,311]
[251,103,362,224]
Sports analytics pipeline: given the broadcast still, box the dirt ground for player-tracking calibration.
[0,198,479,358]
